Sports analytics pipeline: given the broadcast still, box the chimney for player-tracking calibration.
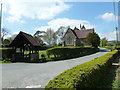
[80,24,82,29]
[81,25,86,30]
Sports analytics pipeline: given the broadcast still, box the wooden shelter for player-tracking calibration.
[9,31,42,62]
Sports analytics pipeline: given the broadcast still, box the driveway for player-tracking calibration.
[1,48,109,89]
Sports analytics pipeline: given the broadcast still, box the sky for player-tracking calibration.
[0,0,119,41]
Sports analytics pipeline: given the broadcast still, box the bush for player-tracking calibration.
[2,48,14,61]
[104,46,116,51]
[47,47,99,59]
[45,50,118,88]
[41,54,46,62]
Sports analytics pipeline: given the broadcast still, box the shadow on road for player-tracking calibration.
[99,48,110,52]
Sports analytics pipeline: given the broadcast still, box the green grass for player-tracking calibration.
[112,69,120,89]
[0,60,12,63]
[0,48,12,50]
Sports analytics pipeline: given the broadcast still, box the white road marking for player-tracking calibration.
[26,85,41,88]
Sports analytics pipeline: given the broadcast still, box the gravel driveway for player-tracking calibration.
[0,48,109,89]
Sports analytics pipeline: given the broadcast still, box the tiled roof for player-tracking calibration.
[10,31,42,47]
[74,29,94,39]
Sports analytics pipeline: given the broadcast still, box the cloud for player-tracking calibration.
[13,30,29,35]
[6,17,25,23]
[97,12,117,22]
[99,31,118,41]
[3,0,70,23]
[36,18,95,31]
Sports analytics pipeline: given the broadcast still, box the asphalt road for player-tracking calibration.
[1,48,109,89]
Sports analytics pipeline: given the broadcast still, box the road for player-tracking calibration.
[1,48,109,89]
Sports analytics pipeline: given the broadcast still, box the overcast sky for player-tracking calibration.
[0,0,119,41]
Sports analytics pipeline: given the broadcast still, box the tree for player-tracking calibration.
[34,30,46,37]
[3,39,10,45]
[56,26,68,44]
[34,30,45,46]
[1,28,8,43]
[85,32,100,48]
[100,38,108,47]
[42,28,57,46]
[7,34,17,42]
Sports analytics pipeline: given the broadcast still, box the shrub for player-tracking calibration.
[41,54,46,59]
[2,48,14,61]
[41,54,46,62]
[104,46,116,50]
[47,47,99,59]
[45,50,118,88]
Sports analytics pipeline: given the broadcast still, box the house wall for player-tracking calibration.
[64,29,76,47]
[75,38,82,46]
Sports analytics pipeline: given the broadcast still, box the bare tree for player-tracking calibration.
[42,28,57,46]
[56,26,68,44]
[1,28,8,43]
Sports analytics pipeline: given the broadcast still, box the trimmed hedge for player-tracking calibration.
[45,50,118,88]
[104,46,116,50]
[47,47,99,59]
[103,46,120,51]
[1,48,14,61]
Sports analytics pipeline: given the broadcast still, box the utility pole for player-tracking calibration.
[0,3,2,61]
[116,27,118,47]
[0,3,2,45]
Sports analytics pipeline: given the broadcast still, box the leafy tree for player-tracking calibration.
[100,38,108,47]
[85,32,100,48]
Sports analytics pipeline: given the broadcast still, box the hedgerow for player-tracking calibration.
[104,46,116,50]
[47,47,99,59]
[2,48,14,61]
[45,50,118,89]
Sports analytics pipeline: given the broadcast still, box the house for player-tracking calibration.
[62,25,94,47]
[9,31,43,62]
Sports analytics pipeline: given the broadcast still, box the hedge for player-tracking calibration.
[45,50,118,88]
[1,48,14,60]
[104,46,116,50]
[47,47,99,59]
[103,46,120,51]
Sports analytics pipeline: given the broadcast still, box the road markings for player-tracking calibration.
[26,85,41,88]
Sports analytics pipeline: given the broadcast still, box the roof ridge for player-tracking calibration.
[20,31,33,37]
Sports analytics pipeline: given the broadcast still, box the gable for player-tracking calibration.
[9,31,42,47]
[63,28,77,39]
